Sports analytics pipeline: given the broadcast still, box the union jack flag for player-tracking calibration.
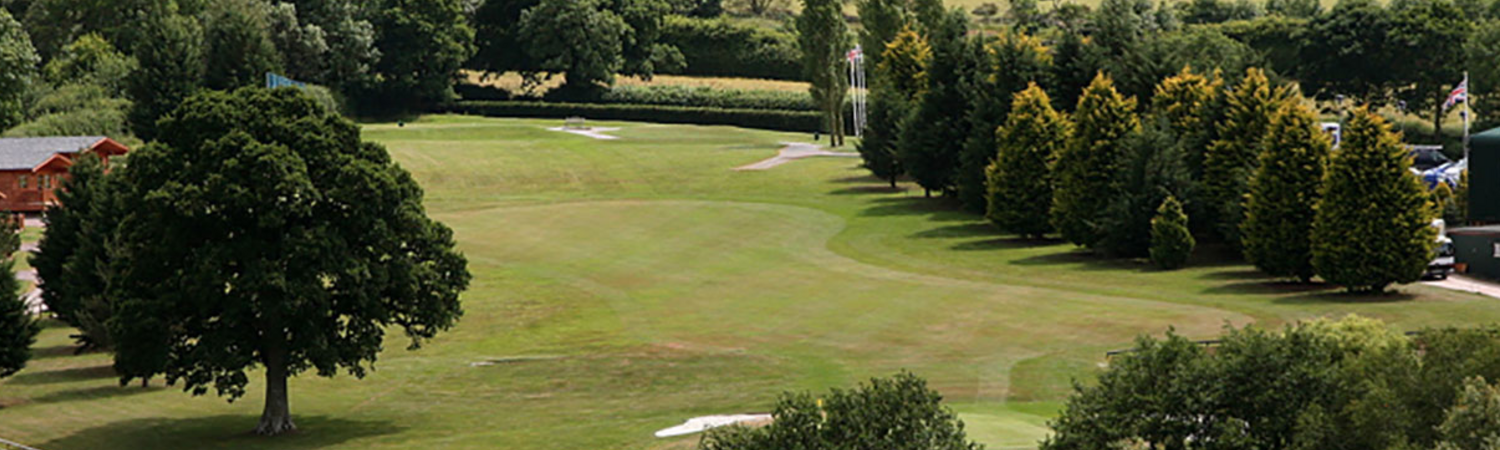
[1443,78,1468,111]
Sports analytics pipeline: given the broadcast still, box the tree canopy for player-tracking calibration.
[108,87,471,435]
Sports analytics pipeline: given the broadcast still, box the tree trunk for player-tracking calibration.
[254,346,296,436]
[889,176,896,189]
[1433,104,1444,140]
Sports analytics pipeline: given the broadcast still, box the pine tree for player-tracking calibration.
[1311,107,1437,293]
[1151,65,1223,176]
[879,25,931,103]
[1052,72,1139,248]
[34,154,113,349]
[1242,102,1331,282]
[1203,68,1291,249]
[1099,119,1194,258]
[0,246,34,377]
[897,9,970,197]
[987,83,1069,238]
[957,31,1052,214]
[1151,196,1194,269]
[857,84,906,187]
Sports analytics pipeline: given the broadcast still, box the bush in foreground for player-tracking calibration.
[1043,316,1500,450]
[700,372,980,450]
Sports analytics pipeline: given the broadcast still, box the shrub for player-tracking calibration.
[1311,107,1436,293]
[660,16,802,81]
[856,84,905,187]
[699,372,981,450]
[451,100,822,132]
[1436,377,1500,450]
[1150,196,1194,269]
[457,83,817,111]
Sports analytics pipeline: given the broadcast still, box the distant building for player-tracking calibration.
[0,136,128,213]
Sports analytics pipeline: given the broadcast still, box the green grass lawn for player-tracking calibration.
[2,115,1497,450]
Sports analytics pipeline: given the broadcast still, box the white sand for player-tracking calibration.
[546,127,621,140]
[735,142,857,171]
[654,414,773,438]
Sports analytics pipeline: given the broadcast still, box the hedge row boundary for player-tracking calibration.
[448,101,828,132]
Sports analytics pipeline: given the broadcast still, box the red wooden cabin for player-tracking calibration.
[0,136,128,213]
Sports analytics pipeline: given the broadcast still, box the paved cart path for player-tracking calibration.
[734,142,857,171]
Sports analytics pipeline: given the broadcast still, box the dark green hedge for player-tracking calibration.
[450,101,825,132]
[660,16,803,81]
[456,84,815,111]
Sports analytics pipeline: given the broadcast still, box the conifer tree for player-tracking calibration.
[987,83,1069,238]
[897,9,970,197]
[957,31,1052,213]
[1099,119,1194,257]
[1242,102,1331,282]
[1203,68,1290,248]
[857,84,905,187]
[1151,196,1194,270]
[1311,107,1436,293]
[0,256,32,378]
[1151,65,1223,175]
[879,25,930,102]
[1052,72,1139,248]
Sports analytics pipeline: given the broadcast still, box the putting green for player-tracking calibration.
[2,115,1496,450]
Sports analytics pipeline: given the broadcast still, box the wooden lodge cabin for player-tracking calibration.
[0,136,128,213]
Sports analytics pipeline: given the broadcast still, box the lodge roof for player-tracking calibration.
[0,136,109,171]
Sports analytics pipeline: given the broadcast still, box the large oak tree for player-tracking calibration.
[109,87,470,435]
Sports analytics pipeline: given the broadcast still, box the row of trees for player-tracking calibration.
[24,87,471,435]
[850,0,1439,291]
[1045,316,1500,450]
[0,0,475,141]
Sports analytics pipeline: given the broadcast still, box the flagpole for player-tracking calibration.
[1465,71,1471,163]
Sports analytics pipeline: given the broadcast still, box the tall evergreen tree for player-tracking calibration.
[1151,65,1222,175]
[897,9,969,196]
[34,154,115,349]
[797,0,850,146]
[1099,119,1193,257]
[1311,107,1436,293]
[0,256,33,378]
[957,31,1052,213]
[855,0,909,70]
[879,25,930,102]
[1049,31,1100,110]
[857,84,905,187]
[987,83,1068,239]
[1242,102,1330,281]
[1052,72,1139,248]
[127,14,203,141]
[1202,67,1289,248]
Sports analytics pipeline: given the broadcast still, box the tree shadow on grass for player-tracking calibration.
[36,415,401,450]
[911,222,997,239]
[829,185,908,196]
[1200,280,1334,296]
[8,363,115,385]
[29,384,160,404]
[29,343,82,361]
[951,236,1064,251]
[857,197,971,222]
[1198,268,1267,281]
[1273,290,1418,305]
[1009,249,1147,272]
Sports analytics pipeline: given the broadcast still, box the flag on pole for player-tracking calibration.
[1443,77,1468,111]
[846,46,862,62]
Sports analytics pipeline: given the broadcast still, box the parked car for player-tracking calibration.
[1422,158,1466,189]
[1427,219,1456,280]
[1409,146,1451,171]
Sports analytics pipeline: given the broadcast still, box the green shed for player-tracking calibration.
[1468,127,1500,222]
[1452,226,1500,280]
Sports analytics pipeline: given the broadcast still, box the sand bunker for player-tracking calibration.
[735,142,857,171]
[547,127,621,140]
[654,414,773,438]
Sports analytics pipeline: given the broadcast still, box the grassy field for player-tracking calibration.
[2,115,1498,449]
